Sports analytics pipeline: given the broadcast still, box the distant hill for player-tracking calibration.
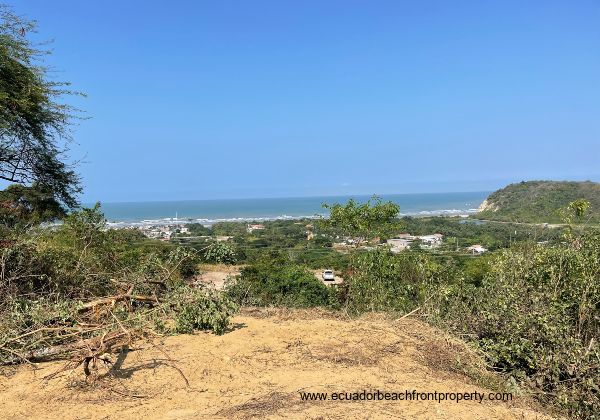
[476,181,600,223]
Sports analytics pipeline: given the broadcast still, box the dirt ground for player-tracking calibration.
[193,264,242,290]
[313,269,344,286]
[0,308,556,420]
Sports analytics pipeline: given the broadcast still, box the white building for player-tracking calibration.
[467,244,487,254]
[387,238,412,253]
[247,223,266,233]
[418,233,443,246]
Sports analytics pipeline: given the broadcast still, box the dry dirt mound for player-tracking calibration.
[0,309,555,419]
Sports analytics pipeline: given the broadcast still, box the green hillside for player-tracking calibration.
[476,181,600,223]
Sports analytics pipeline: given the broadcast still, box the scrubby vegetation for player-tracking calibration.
[337,236,599,418]
[431,238,599,418]
[0,205,238,371]
[203,241,238,264]
[217,197,599,419]
[1,5,597,417]
[476,180,600,223]
[226,257,332,308]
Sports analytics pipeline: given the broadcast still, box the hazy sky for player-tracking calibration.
[15,0,600,202]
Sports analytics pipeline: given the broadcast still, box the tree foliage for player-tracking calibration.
[203,241,237,264]
[0,5,81,207]
[477,181,600,223]
[320,196,400,242]
[0,183,65,228]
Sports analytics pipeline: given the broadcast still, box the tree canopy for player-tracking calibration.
[0,5,81,208]
[476,181,600,223]
[320,196,400,241]
[0,183,66,227]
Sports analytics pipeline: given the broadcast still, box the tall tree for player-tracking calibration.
[0,183,66,227]
[320,196,400,243]
[0,5,81,208]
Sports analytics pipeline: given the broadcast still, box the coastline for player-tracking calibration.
[97,191,489,227]
[106,208,480,229]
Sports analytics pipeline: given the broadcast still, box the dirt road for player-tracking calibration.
[193,264,241,290]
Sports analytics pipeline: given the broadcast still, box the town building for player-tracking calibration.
[467,244,487,254]
[247,223,266,233]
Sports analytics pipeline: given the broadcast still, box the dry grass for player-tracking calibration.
[216,391,305,419]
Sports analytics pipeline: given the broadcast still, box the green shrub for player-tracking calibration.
[225,260,331,307]
[427,236,600,419]
[166,287,238,335]
[203,241,237,264]
[0,206,198,299]
[337,236,599,418]
[343,249,452,315]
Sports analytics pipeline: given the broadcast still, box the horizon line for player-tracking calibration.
[84,190,492,206]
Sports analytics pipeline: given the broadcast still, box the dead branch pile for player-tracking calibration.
[0,285,237,377]
[0,209,237,378]
[0,292,158,374]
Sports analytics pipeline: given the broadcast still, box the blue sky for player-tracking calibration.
[13,0,600,202]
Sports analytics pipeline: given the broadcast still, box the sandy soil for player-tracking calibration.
[0,309,555,420]
[193,264,241,290]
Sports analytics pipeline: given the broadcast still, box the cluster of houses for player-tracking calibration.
[137,224,189,241]
[386,233,488,255]
[386,233,444,252]
[133,222,488,255]
[247,223,265,233]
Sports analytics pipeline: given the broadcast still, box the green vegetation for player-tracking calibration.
[1,5,597,417]
[321,195,400,242]
[225,257,332,308]
[203,241,238,264]
[214,198,598,419]
[0,6,81,207]
[0,184,66,229]
[432,239,599,419]
[168,287,237,335]
[476,181,600,223]
[0,204,238,369]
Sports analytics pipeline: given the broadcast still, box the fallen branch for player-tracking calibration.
[77,294,160,313]
[396,306,421,320]
[1,330,133,366]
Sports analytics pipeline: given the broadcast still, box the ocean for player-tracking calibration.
[94,191,489,226]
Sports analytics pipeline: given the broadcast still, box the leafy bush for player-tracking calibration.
[430,237,600,418]
[203,241,237,264]
[0,205,239,365]
[336,235,599,418]
[165,287,238,335]
[225,260,331,307]
[0,205,202,300]
[342,249,457,315]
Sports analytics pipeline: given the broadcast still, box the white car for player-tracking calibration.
[322,270,335,281]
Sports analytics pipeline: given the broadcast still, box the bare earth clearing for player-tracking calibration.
[312,270,344,286]
[0,309,555,419]
[195,266,344,290]
[194,264,242,290]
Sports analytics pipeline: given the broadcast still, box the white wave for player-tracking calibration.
[106,207,479,228]
[106,213,325,228]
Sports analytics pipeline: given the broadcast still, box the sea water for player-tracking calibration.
[92,191,489,225]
